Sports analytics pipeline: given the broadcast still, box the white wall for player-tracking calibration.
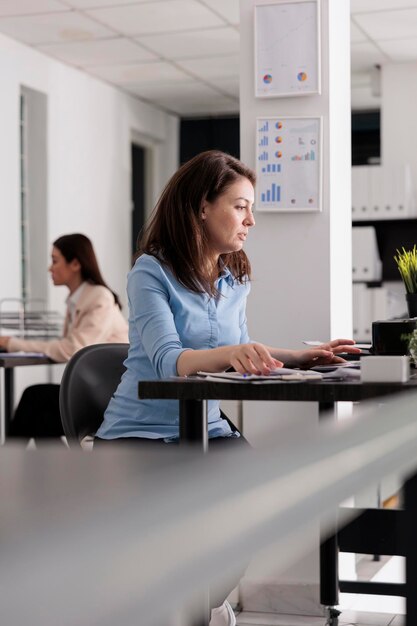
[381,62,417,186]
[0,32,179,403]
[0,32,179,315]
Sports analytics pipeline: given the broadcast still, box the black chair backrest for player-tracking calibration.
[59,343,129,447]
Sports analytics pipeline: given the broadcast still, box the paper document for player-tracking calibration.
[197,368,322,382]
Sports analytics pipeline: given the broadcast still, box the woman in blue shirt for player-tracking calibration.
[97,150,357,445]
[95,150,358,626]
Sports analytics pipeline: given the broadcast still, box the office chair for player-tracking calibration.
[59,343,128,447]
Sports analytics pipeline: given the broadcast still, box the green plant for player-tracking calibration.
[394,246,417,293]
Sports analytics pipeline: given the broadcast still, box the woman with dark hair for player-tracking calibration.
[95,151,358,625]
[0,233,128,440]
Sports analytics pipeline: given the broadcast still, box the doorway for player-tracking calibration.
[131,143,146,257]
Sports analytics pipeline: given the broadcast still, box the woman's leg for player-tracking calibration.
[9,384,64,441]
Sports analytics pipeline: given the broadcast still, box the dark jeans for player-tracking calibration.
[8,384,64,441]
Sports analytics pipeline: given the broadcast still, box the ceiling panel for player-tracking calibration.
[350,20,368,44]
[351,41,388,73]
[355,8,417,40]
[177,54,240,80]
[0,0,68,16]
[125,79,238,115]
[205,76,240,98]
[125,78,198,99]
[38,37,157,66]
[66,0,172,7]
[86,0,225,37]
[351,0,417,13]
[136,26,239,60]
[201,0,240,24]
[0,11,113,45]
[88,59,190,84]
[378,37,417,61]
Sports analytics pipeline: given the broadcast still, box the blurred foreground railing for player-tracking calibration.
[2,391,417,625]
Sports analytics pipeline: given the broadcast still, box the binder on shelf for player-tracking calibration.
[351,166,369,218]
[352,163,416,221]
[352,284,388,342]
[352,226,382,282]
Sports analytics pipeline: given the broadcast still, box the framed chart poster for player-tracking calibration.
[255,0,320,98]
[256,116,322,212]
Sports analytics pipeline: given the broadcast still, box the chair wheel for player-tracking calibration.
[325,607,341,626]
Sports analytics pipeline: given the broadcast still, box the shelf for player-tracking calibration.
[353,220,417,282]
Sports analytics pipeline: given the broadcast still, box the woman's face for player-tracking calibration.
[48,246,80,287]
[201,177,255,260]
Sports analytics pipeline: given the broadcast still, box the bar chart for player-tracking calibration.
[261,183,281,203]
[256,116,321,212]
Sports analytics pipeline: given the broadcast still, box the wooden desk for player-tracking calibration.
[0,354,54,439]
[139,376,417,625]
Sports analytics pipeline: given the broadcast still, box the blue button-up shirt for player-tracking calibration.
[97,254,251,441]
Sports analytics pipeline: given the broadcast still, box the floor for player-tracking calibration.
[235,611,403,625]
[235,555,405,626]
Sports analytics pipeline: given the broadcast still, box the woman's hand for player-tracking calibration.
[0,336,11,350]
[292,338,361,368]
[230,342,283,375]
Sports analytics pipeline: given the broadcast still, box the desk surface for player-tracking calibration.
[0,355,53,368]
[139,376,417,403]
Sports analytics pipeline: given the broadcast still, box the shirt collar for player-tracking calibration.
[66,281,86,309]
[217,263,235,287]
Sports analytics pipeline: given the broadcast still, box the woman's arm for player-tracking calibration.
[177,342,283,377]
[5,288,123,362]
[268,339,361,368]
[177,339,360,376]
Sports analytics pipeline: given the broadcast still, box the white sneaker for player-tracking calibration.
[209,600,236,626]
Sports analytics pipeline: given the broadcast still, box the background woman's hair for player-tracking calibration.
[53,233,122,309]
[137,150,256,294]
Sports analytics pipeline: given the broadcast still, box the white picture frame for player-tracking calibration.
[255,0,321,98]
[256,116,322,213]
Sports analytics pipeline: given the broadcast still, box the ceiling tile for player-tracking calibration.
[66,0,165,7]
[201,0,239,24]
[125,77,238,115]
[355,8,417,40]
[177,54,240,80]
[351,0,417,13]
[88,59,190,84]
[378,37,417,61]
[86,0,225,37]
[351,41,388,73]
[136,26,239,60]
[0,11,113,45]
[125,79,197,99]
[205,76,240,98]
[350,20,367,44]
[38,37,157,66]
[0,0,68,16]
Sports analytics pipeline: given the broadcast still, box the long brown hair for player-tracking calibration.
[137,150,255,295]
[53,234,122,309]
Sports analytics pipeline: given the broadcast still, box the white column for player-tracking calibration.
[239,0,351,616]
